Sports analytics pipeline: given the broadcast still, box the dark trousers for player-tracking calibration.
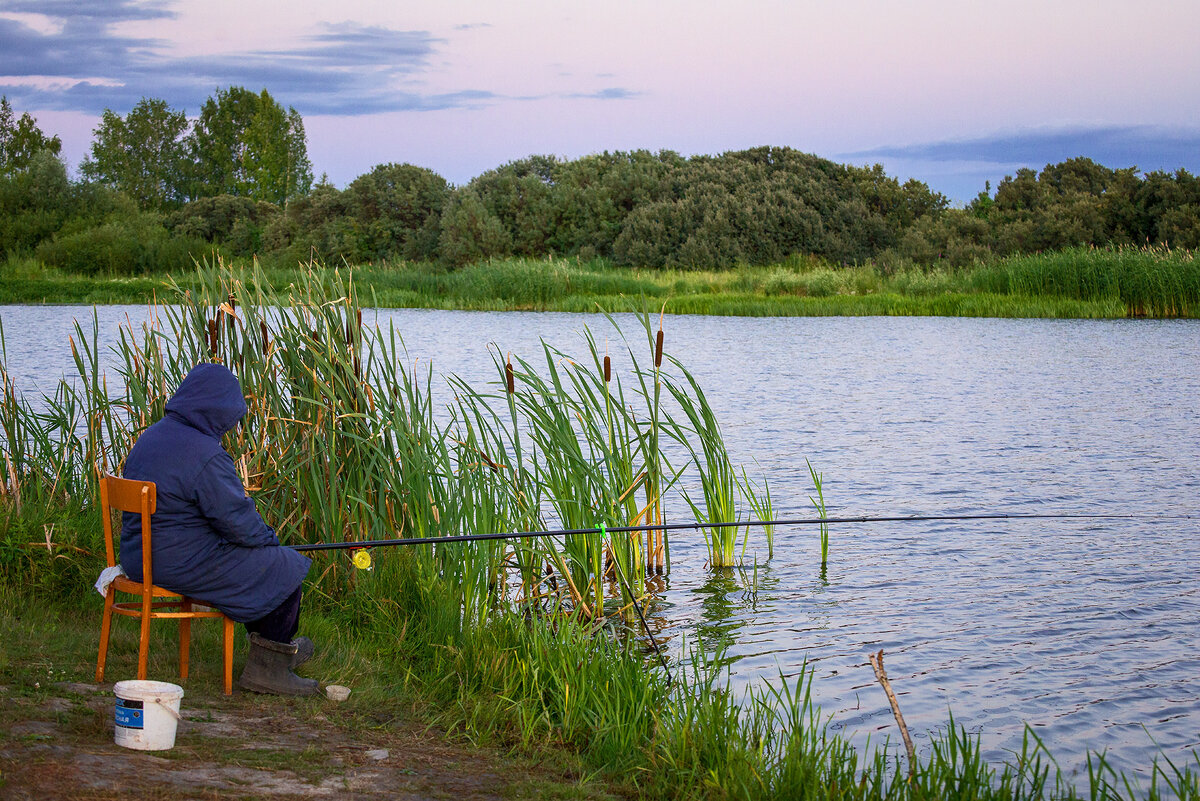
[244,586,302,644]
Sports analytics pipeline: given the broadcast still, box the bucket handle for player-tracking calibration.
[149,696,182,722]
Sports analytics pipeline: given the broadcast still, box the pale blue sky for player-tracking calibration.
[2,0,1198,201]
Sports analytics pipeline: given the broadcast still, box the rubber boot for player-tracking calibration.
[238,633,319,696]
[291,636,314,669]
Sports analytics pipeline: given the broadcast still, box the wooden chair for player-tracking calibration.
[95,474,235,695]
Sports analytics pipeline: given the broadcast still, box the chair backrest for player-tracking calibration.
[99,474,157,586]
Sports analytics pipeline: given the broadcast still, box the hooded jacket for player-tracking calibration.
[120,363,310,622]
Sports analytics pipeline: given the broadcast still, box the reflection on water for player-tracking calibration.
[2,304,1198,780]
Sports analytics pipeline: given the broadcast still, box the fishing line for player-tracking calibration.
[601,521,674,685]
[290,511,1195,553]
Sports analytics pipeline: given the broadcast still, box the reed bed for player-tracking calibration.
[971,246,1200,317]
[10,248,1197,318]
[0,260,783,629]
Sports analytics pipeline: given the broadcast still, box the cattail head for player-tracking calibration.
[260,321,270,356]
[207,319,218,356]
[655,329,664,368]
[505,357,515,395]
[603,355,611,383]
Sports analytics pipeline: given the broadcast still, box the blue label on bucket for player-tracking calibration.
[115,698,144,729]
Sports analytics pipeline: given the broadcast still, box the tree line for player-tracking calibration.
[2,91,1199,277]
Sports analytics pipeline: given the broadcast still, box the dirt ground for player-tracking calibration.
[0,681,614,801]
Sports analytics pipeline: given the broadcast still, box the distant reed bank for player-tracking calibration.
[1,246,1195,319]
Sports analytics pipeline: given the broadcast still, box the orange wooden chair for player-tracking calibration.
[95,474,235,695]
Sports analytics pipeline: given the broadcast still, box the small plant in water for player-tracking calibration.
[807,458,829,571]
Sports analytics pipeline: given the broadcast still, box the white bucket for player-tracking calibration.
[113,680,184,751]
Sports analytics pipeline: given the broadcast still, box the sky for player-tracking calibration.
[2,0,1199,203]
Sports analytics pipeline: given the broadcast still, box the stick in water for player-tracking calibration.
[868,649,916,778]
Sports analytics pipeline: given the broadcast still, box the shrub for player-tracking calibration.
[35,215,210,275]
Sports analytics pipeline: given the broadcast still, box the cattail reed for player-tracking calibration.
[1,259,786,640]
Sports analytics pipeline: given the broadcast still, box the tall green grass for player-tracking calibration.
[0,259,782,623]
[6,247,1197,317]
[971,246,1200,317]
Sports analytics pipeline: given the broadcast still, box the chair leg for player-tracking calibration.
[137,597,152,681]
[96,589,115,683]
[179,599,192,681]
[222,616,235,695]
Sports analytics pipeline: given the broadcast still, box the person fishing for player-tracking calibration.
[120,362,319,696]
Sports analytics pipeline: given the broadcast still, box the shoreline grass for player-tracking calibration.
[1,246,1195,319]
[4,500,1200,800]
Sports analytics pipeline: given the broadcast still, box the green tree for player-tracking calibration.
[0,149,72,254]
[189,87,312,205]
[345,163,449,262]
[166,194,281,256]
[0,97,62,177]
[438,188,511,267]
[80,98,190,210]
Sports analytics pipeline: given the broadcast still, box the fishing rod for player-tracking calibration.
[289,511,1195,553]
[288,510,1193,687]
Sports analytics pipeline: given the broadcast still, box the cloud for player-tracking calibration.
[0,5,485,116]
[2,0,174,22]
[0,4,642,118]
[838,126,1200,204]
[0,12,168,81]
[567,87,640,100]
[847,126,1200,174]
[452,23,492,31]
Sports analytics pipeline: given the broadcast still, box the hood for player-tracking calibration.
[165,363,248,438]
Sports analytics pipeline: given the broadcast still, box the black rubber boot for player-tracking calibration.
[291,636,314,669]
[238,633,319,696]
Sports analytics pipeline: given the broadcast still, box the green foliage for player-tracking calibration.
[79,98,190,210]
[344,163,449,262]
[6,92,1200,294]
[611,147,947,269]
[35,211,209,276]
[438,188,512,267]
[189,86,313,205]
[0,150,73,254]
[166,194,281,256]
[263,183,354,264]
[0,96,62,177]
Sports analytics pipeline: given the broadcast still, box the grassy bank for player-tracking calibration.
[0,576,614,800]
[2,246,1196,318]
[4,499,1199,800]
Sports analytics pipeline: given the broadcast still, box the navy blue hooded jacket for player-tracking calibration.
[121,363,310,622]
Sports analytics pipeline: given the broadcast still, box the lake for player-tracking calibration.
[2,305,1198,783]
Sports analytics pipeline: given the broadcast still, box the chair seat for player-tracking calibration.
[109,576,227,614]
